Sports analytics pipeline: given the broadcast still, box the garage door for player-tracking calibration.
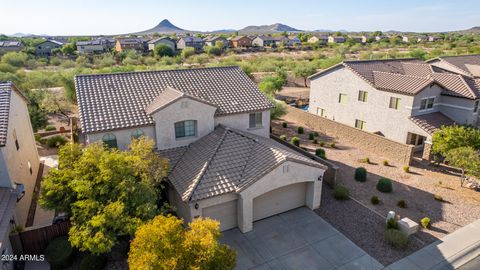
[253,183,307,221]
[202,200,237,231]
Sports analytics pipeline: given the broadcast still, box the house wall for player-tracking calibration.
[35,41,61,56]
[0,91,40,226]
[148,39,176,51]
[0,46,23,54]
[78,44,104,54]
[214,110,270,138]
[168,185,192,223]
[86,125,156,150]
[438,96,478,126]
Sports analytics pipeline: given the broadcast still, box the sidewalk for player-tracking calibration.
[384,219,480,270]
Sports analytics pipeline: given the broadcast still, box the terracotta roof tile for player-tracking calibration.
[0,82,13,147]
[409,112,456,135]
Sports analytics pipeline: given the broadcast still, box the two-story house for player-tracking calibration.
[328,36,346,44]
[308,58,480,159]
[114,38,145,53]
[427,55,480,78]
[0,41,24,55]
[75,66,326,233]
[76,39,107,54]
[231,36,252,48]
[35,40,63,57]
[147,37,177,51]
[203,36,228,49]
[176,37,204,52]
[252,36,276,47]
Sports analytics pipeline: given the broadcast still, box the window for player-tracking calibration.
[474,100,479,113]
[407,132,426,146]
[355,119,366,130]
[420,97,435,110]
[316,107,326,117]
[338,94,348,104]
[102,133,117,148]
[358,91,368,102]
[389,97,401,110]
[175,120,197,139]
[249,112,263,128]
[131,129,144,139]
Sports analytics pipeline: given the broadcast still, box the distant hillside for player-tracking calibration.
[457,26,480,34]
[238,23,302,34]
[132,19,191,35]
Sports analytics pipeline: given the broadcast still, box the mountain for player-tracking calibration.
[238,23,302,34]
[132,19,191,35]
[457,26,480,34]
[9,33,37,37]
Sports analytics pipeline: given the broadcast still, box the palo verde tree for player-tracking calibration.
[39,138,170,254]
[445,147,480,186]
[432,125,480,156]
[128,215,236,270]
[293,64,317,87]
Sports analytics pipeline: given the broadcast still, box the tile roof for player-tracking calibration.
[144,86,216,115]
[75,66,273,133]
[432,73,480,99]
[0,82,13,147]
[0,188,17,241]
[432,55,480,77]
[179,37,204,43]
[117,38,144,45]
[166,125,326,202]
[147,37,175,44]
[409,112,456,135]
[372,71,433,95]
[0,41,23,47]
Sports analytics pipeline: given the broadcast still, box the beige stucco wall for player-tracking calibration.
[214,110,270,137]
[86,125,156,150]
[0,91,40,227]
[438,96,478,126]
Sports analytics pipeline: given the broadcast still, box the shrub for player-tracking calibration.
[181,47,196,58]
[280,135,287,141]
[403,166,410,173]
[312,139,318,144]
[308,132,315,140]
[315,148,326,159]
[291,136,300,147]
[319,141,325,147]
[434,194,443,202]
[420,217,431,229]
[386,218,399,230]
[297,126,304,134]
[359,157,370,164]
[45,236,74,270]
[397,200,407,208]
[385,229,408,249]
[45,125,56,131]
[354,167,367,182]
[46,135,68,148]
[79,254,107,270]
[313,131,319,137]
[330,142,336,148]
[377,178,393,193]
[282,122,287,128]
[333,186,349,200]
[371,196,380,205]
[382,160,389,166]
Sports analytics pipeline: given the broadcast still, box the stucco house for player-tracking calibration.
[203,36,228,48]
[427,55,480,78]
[147,37,176,51]
[328,36,346,44]
[252,36,276,47]
[115,38,145,53]
[75,66,326,232]
[35,39,63,57]
[0,41,24,54]
[76,39,108,54]
[231,36,252,48]
[308,35,328,45]
[176,37,204,51]
[308,58,480,159]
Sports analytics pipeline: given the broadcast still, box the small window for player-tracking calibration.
[420,97,435,110]
[338,94,348,104]
[131,129,144,139]
[102,133,117,148]
[316,107,326,117]
[358,91,368,102]
[355,119,366,130]
[389,97,401,110]
[474,100,479,113]
[175,120,197,139]
[249,112,263,128]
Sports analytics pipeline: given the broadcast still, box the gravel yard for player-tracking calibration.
[272,118,480,264]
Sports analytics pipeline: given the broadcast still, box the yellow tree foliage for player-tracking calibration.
[128,215,236,270]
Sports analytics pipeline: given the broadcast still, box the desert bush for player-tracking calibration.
[315,148,326,159]
[354,167,367,182]
[45,125,56,131]
[420,217,431,229]
[46,135,68,148]
[371,196,380,205]
[385,229,408,249]
[386,218,399,230]
[403,166,410,173]
[290,136,300,147]
[280,135,287,141]
[308,132,315,140]
[282,122,287,128]
[359,157,370,164]
[181,47,196,58]
[45,236,74,270]
[382,160,389,166]
[434,194,443,201]
[397,200,407,208]
[330,142,336,148]
[319,141,325,147]
[297,126,304,134]
[79,254,107,270]
[333,186,349,200]
[377,178,393,193]
[312,139,318,144]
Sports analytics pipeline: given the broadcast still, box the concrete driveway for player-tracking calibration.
[220,207,383,270]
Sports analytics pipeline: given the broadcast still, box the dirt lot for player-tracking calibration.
[272,118,480,264]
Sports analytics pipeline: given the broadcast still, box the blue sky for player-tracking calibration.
[1,0,479,35]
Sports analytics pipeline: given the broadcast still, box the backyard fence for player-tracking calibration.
[10,222,70,255]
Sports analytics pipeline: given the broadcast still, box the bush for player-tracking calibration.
[312,139,318,144]
[319,141,325,147]
[280,135,287,141]
[333,186,349,200]
[181,47,196,58]
[403,166,410,173]
[359,157,370,164]
[434,194,443,202]
[420,217,431,229]
[154,44,174,57]
[371,196,380,205]
[308,132,315,140]
[385,229,408,249]
[297,126,304,134]
[313,131,319,137]
[45,236,74,270]
[330,142,336,148]
[315,148,326,159]
[45,125,56,131]
[397,200,407,208]
[382,160,389,166]
[377,178,393,193]
[386,218,399,230]
[282,122,287,128]
[291,136,300,147]
[46,135,68,148]
[79,254,107,270]
[354,167,367,182]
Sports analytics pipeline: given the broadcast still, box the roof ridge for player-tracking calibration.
[372,70,432,80]
[457,74,477,98]
[344,58,419,64]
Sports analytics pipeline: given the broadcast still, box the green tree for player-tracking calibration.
[39,138,170,254]
[258,76,283,96]
[28,106,48,132]
[39,89,72,118]
[409,49,427,60]
[445,147,480,185]
[293,64,317,87]
[128,215,236,270]
[61,43,76,55]
[154,44,174,57]
[1,52,28,67]
[181,47,196,58]
[204,45,222,56]
[215,41,225,49]
[432,125,480,156]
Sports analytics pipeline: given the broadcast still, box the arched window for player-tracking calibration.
[102,133,117,148]
[131,129,145,139]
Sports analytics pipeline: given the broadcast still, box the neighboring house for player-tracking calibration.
[416,36,428,42]
[402,36,410,43]
[428,36,442,42]
[252,36,276,47]
[35,39,63,57]
[0,82,40,227]
[176,37,204,51]
[308,59,480,158]
[231,36,252,48]
[287,35,302,46]
[203,36,228,48]
[328,36,346,43]
[375,36,389,42]
[349,36,364,43]
[427,55,480,78]
[0,188,17,270]
[76,39,107,54]
[273,36,290,47]
[361,35,370,43]
[0,41,24,54]
[308,35,328,44]
[147,37,176,51]
[75,66,327,232]
[115,38,145,52]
